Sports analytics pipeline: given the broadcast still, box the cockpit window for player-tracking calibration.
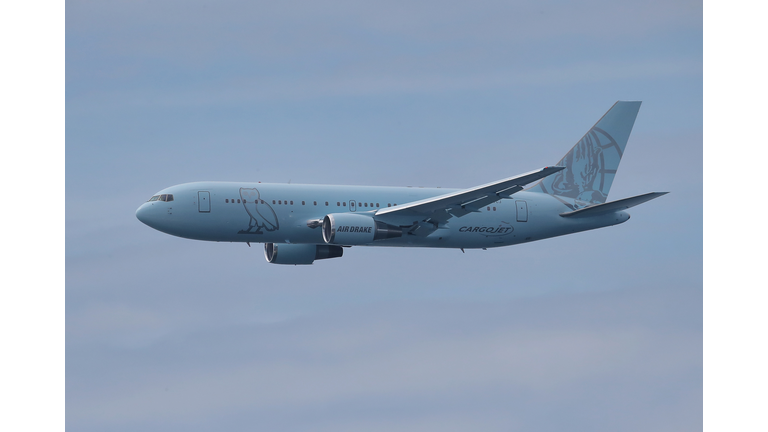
[153,194,174,202]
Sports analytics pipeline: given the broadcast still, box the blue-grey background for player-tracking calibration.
[66,1,702,431]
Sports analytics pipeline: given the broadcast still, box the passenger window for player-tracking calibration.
[325,201,329,206]
[364,203,368,207]
[387,203,391,207]
[343,202,346,206]
[290,201,294,205]
[493,207,496,211]
[314,201,317,205]
[336,202,340,206]
[487,207,490,211]
[225,199,229,203]
[238,199,241,203]
[302,201,305,205]
[376,203,379,207]
[273,200,276,204]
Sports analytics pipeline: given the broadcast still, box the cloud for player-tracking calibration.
[67,0,701,58]
[67,287,701,431]
[66,0,701,98]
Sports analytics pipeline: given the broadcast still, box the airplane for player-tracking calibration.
[136,101,667,265]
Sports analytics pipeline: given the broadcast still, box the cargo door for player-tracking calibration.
[516,200,528,222]
[198,191,211,212]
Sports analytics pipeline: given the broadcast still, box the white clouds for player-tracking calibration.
[65,0,702,125]
[66,0,701,94]
[67,303,173,349]
[68,290,701,431]
[67,0,701,58]
[70,57,700,111]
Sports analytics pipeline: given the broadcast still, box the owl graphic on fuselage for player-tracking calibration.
[238,188,279,234]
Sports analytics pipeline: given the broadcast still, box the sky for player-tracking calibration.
[3,0,733,430]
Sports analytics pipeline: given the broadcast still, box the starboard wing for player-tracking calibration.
[374,166,564,225]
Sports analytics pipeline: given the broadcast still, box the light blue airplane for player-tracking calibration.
[136,101,667,264]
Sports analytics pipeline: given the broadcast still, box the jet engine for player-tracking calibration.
[322,213,402,245]
[264,243,343,265]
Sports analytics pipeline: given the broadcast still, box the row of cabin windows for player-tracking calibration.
[224,199,398,207]
[221,198,497,212]
[222,198,495,211]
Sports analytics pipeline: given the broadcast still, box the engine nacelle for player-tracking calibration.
[322,213,402,245]
[264,243,343,265]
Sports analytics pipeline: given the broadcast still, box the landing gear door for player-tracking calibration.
[516,200,528,222]
[198,191,211,212]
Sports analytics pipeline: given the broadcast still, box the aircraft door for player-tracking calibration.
[516,200,528,222]
[198,191,211,212]
[350,200,356,212]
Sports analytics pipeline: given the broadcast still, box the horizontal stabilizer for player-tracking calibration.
[559,192,668,218]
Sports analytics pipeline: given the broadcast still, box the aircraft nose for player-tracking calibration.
[136,203,154,227]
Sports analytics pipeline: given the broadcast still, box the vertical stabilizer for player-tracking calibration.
[533,101,641,204]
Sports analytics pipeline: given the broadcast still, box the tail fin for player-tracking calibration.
[532,101,641,204]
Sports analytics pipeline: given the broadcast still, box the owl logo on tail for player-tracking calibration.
[238,188,279,234]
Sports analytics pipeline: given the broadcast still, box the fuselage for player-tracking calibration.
[135,181,629,249]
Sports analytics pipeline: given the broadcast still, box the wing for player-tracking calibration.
[374,166,564,231]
